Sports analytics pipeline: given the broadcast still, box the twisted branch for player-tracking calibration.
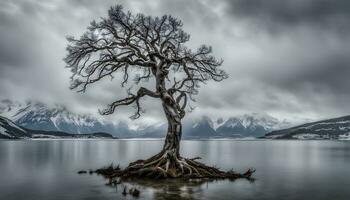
[100,87,159,119]
[65,5,227,118]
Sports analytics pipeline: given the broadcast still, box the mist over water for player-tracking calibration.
[0,140,349,200]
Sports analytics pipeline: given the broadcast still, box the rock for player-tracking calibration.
[122,186,127,196]
[129,187,140,197]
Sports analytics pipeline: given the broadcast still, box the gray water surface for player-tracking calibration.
[0,140,349,200]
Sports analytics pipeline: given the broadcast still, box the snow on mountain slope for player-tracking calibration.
[0,126,11,138]
[0,115,30,139]
[265,115,350,139]
[183,116,217,138]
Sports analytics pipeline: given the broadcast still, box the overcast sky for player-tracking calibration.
[1,0,350,125]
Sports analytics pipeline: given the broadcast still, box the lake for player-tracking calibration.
[0,139,349,200]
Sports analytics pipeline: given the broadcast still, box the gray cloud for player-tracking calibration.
[218,0,350,119]
[225,0,350,34]
[0,0,350,126]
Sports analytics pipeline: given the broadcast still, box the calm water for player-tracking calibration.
[0,139,349,200]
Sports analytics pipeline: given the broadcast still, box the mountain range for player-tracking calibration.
[0,115,114,139]
[0,99,291,139]
[2,99,349,140]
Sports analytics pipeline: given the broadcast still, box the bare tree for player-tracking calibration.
[65,5,253,179]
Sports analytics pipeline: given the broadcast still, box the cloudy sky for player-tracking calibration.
[1,0,350,125]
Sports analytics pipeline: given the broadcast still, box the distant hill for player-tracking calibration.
[264,115,350,139]
[0,115,115,139]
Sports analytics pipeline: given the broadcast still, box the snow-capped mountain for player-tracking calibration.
[3,98,347,140]
[0,99,167,138]
[0,99,292,139]
[184,114,291,138]
[265,115,350,139]
[0,99,122,136]
[130,114,286,139]
[183,116,217,138]
[215,113,291,137]
[0,115,114,139]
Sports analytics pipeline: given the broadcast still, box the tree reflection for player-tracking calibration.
[104,178,254,200]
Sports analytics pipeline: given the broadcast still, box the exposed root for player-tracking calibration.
[94,151,255,181]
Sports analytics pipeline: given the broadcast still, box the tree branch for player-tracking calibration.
[65,5,227,118]
[100,87,160,119]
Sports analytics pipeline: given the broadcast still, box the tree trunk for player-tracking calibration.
[95,95,256,179]
[162,101,182,157]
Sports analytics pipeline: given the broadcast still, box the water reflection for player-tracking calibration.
[103,177,254,200]
[0,140,349,200]
[120,179,207,200]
